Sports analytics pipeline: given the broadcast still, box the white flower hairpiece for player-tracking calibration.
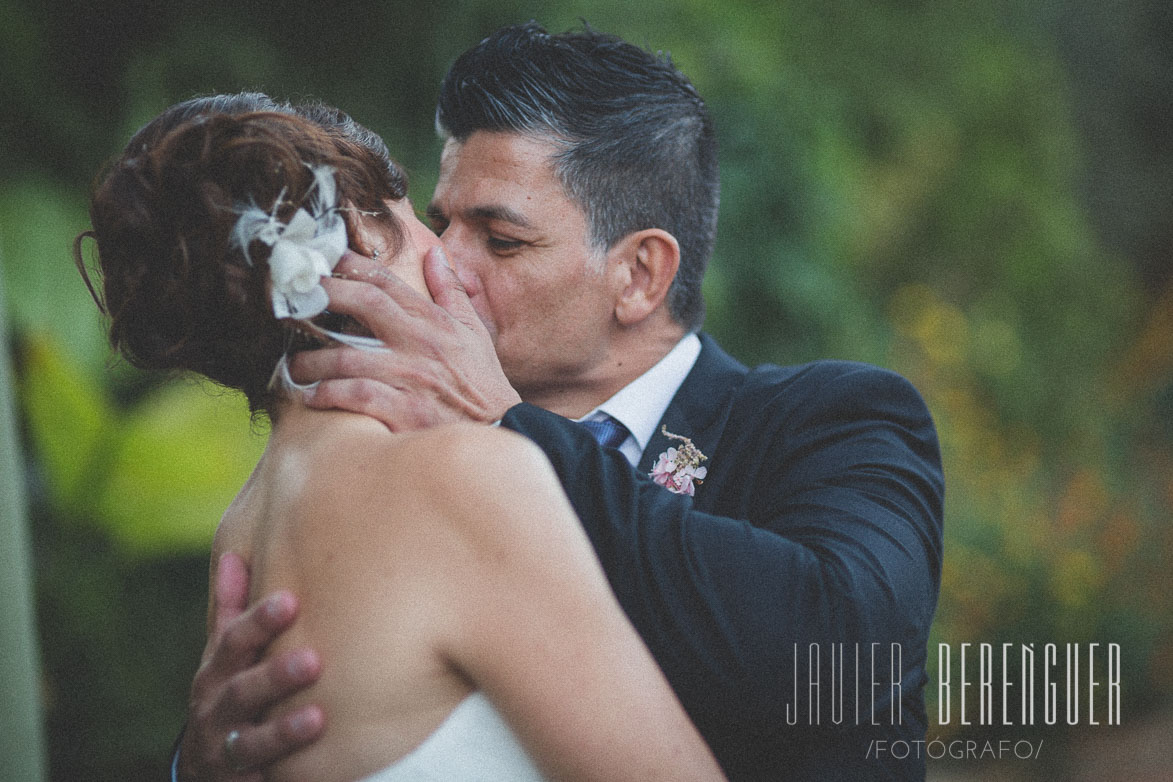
[229,164,385,394]
[230,164,346,321]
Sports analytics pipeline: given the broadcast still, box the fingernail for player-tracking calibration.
[286,648,319,680]
[266,593,294,622]
[289,707,323,739]
[288,711,311,736]
[285,651,308,678]
[436,246,451,268]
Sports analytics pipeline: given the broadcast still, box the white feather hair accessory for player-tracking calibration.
[228,164,385,394]
[231,164,346,320]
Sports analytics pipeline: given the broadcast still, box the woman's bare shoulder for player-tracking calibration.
[406,423,559,503]
[290,420,548,534]
[409,422,548,470]
[312,417,535,466]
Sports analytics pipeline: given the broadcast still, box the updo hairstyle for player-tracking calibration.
[76,93,407,415]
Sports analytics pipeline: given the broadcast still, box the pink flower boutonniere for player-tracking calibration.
[649,426,708,496]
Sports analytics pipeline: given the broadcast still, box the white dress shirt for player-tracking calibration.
[577,333,702,467]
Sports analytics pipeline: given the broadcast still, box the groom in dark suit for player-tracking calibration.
[176,22,943,782]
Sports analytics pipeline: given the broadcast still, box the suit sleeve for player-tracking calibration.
[499,362,944,746]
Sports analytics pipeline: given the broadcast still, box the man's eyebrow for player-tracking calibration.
[428,202,534,229]
[425,202,535,231]
[468,205,533,229]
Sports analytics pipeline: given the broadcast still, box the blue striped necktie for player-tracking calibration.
[580,415,629,449]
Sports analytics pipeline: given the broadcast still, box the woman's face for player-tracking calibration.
[354,198,439,298]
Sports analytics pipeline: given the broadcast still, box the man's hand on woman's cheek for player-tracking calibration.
[290,248,520,431]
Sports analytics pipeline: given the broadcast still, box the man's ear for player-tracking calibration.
[611,229,680,326]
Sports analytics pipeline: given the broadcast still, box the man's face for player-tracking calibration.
[428,131,620,400]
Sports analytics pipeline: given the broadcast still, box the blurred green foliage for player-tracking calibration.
[2,0,1171,778]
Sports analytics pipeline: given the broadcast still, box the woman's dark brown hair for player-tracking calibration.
[75,93,406,415]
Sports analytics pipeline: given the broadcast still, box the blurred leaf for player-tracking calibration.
[19,333,113,517]
[20,333,266,555]
[94,380,267,556]
[0,176,107,373]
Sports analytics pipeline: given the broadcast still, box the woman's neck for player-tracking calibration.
[267,400,385,443]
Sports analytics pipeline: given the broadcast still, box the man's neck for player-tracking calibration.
[519,319,687,418]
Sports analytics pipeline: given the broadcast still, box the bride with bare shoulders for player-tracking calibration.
[78,93,725,782]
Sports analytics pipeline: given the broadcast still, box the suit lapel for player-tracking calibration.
[637,333,748,478]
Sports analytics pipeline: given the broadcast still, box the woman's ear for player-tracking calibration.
[610,229,680,326]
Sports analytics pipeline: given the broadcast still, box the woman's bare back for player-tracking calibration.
[208,406,725,782]
[211,409,482,782]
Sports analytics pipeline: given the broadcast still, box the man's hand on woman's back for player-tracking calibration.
[176,553,325,781]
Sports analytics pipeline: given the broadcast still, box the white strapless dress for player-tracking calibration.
[355,692,548,781]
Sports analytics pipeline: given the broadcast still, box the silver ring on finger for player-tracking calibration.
[224,728,248,773]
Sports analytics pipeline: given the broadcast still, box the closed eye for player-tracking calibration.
[425,205,448,235]
[487,236,525,252]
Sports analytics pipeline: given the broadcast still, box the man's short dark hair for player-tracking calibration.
[436,22,719,331]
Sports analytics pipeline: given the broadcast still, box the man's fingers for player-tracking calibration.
[212,552,250,637]
[332,250,389,286]
[318,277,434,346]
[423,246,480,328]
[203,592,298,680]
[299,376,394,417]
[301,378,436,431]
[291,344,407,389]
[333,253,434,315]
[333,250,386,283]
[216,648,322,722]
[182,617,321,781]
[219,706,325,775]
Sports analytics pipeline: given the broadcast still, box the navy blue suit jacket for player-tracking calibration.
[501,333,944,780]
